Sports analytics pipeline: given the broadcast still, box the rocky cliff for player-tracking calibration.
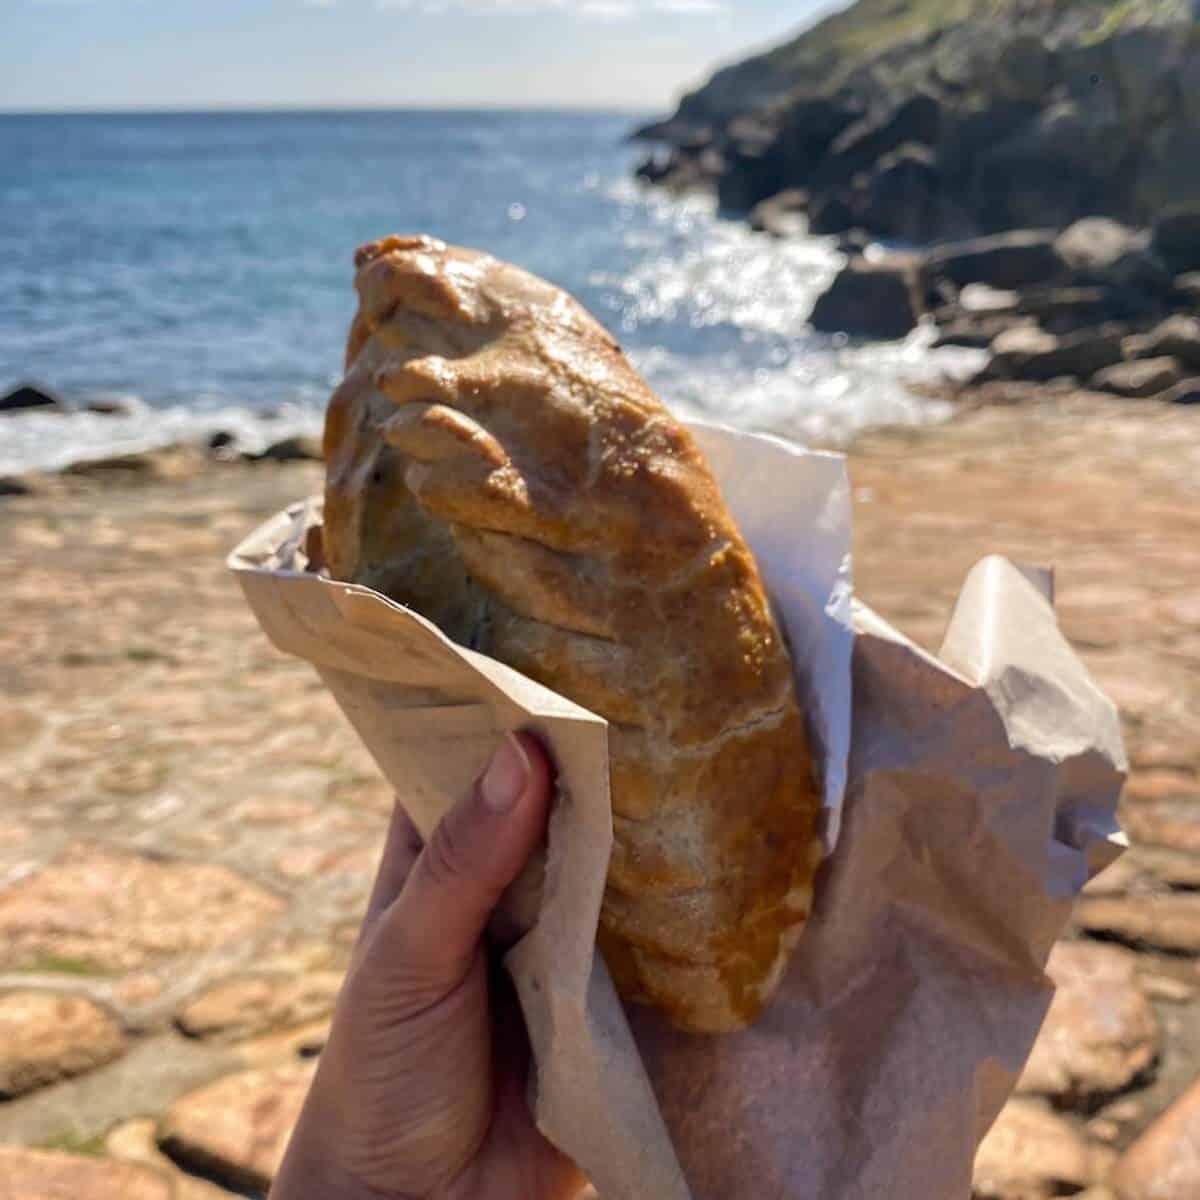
[634,0,1200,243]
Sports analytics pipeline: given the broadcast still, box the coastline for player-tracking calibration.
[3,394,1199,1194]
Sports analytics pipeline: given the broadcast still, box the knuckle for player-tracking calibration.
[421,814,476,893]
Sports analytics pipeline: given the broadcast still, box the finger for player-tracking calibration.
[358,801,424,941]
[374,731,553,1005]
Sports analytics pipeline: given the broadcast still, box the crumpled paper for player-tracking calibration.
[228,422,1124,1200]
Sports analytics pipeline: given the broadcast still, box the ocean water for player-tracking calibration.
[0,110,976,474]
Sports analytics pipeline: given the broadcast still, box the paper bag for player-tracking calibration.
[228,424,1124,1200]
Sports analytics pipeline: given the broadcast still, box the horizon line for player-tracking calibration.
[0,101,657,117]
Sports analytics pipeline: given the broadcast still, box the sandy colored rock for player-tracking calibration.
[177,971,343,1041]
[1017,943,1159,1106]
[0,991,126,1097]
[107,1117,240,1200]
[0,1146,171,1200]
[973,1098,1112,1198]
[158,1062,315,1193]
[0,843,284,973]
[1074,894,1200,955]
[1092,358,1182,399]
[1112,1076,1200,1200]
[1120,799,1200,855]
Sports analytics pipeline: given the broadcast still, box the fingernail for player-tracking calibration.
[481,733,529,813]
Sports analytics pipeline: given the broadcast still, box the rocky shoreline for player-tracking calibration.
[2,394,1200,1198]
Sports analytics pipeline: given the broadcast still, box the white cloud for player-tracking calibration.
[578,0,635,18]
[302,0,338,7]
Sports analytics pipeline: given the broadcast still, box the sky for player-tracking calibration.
[0,0,842,112]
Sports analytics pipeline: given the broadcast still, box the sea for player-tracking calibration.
[0,109,978,475]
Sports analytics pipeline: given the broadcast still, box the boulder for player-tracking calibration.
[989,33,1059,103]
[1153,209,1200,276]
[1017,285,1154,332]
[808,190,858,236]
[748,189,808,238]
[1091,358,1181,399]
[1132,122,1200,228]
[859,144,943,244]
[1055,219,1172,297]
[0,991,127,1097]
[0,383,65,414]
[1016,942,1158,1108]
[177,972,343,1042]
[84,396,138,416]
[1167,379,1200,406]
[1111,1076,1200,1200]
[809,255,923,339]
[1174,273,1200,308]
[769,94,865,188]
[973,1099,1113,1199]
[254,435,323,463]
[1124,316,1200,370]
[958,284,1020,316]
[926,231,1063,290]
[987,325,1124,382]
[0,1147,170,1200]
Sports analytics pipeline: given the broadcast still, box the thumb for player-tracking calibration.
[377,731,553,1004]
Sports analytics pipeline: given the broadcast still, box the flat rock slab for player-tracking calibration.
[1112,1076,1200,1200]
[0,990,126,1097]
[158,1061,315,1193]
[1018,942,1159,1106]
[1074,894,1200,955]
[0,1146,171,1200]
[0,843,284,973]
[974,1098,1113,1198]
[177,971,343,1041]
[107,1117,240,1199]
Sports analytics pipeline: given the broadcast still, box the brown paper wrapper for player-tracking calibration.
[229,441,1123,1199]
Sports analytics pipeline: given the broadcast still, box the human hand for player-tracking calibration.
[270,732,587,1200]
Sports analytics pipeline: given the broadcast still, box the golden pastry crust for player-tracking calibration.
[324,234,821,1032]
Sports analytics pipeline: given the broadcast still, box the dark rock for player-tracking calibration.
[717,140,783,213]
[1153,209,1200,276]
[987,325,1124,382]
[933,315,1031,351]
[207,430,237,451]
[859,143,943,244]
[1055,219,1172,295]
[809,255,922,340]
[1017,285,1152,333]
[1112,1075,1200,1200]
[971,100,1124,233]
[816,92,942,189]
[835,229,871,256]
[1091,358,1181,399]
[1166,379,1200,406]
[0,476,38,497]
[1174,273,1200,308]
[1132,121,1200,228]
[255,435,322,463]
[1124,316,1200,371]
[768,95,866,189]
[989,33,1058,103]
[0,384,64,414]
[927,231,1063,290]
[808,190,858,236]
[84,396,138,416]
[748,189,808,238]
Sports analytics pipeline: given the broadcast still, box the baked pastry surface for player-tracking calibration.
[324,234,821,1032]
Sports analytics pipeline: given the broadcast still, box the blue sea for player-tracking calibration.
[0,110,974,473]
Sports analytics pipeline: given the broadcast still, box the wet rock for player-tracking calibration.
[0,843,285,974]
[0,991,127,1097]
[0,474,42,497]
[1111,1076,1200,1200]
[0,383,65,414]
[1074,893,1200,955]
[84,397,138,416]
[973,1098,1112,1198]
[987,325,1124,383]
[205,430,238,459]
[1124,316,1200,371]
[959,284,1020,316]
[1174,273,1200,308]
[1152,208,1200,276]
[254,435,322,463]
[1017,286,1147,333]
[807,189,857,236]
[1016,942,1158,1107]
[0,1147,170,1199]
[177,971,343,1042]
[748,188,807,238]
[816,92,943,189]
[1091,358,1182,399]
[158,1062,316,1194]
[1166,379,1200,405]
[927,231,1063,290]
[809,255,923,339]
